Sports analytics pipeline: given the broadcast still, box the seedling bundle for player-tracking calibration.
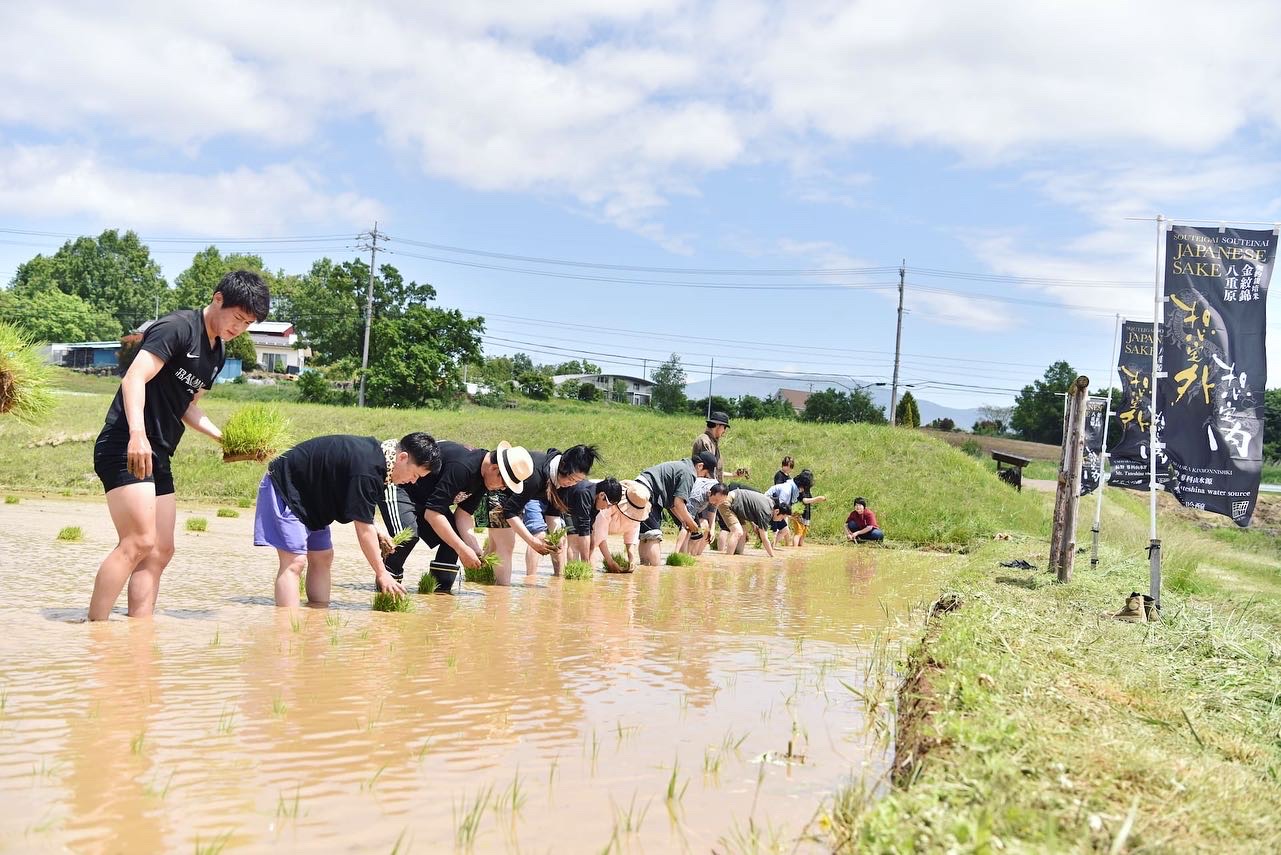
[665,552,697,567]
[465,552,500,585]
[221,404,292,462]
[562,560,593,580]
[0,322,54,424]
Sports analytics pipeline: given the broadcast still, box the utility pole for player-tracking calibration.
[357,222,379,407]
[890,259,905,425]
[706,357,714,419]
[1050,375,1091,582]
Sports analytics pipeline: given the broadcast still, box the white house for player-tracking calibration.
[248,321,310,374]
[553,372,654,405]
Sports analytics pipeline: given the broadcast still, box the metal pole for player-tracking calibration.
[890,259,905,425]
[358,221,379,408]
[1091,313,1122,568]
[706,357,714,418]
[1149,217,1165,608]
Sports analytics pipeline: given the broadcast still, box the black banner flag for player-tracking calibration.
[1156,225,1274,526]
[1108,321,1166,491]
[1080,397,1107,495]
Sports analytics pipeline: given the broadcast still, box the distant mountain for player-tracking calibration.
[684,371,985,429]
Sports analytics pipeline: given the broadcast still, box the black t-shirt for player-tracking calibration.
[102,309,225,454]
[799,486,813,520]
[565,479,599,536]
[773,469,790,485]
[402,440,490,517]
[500,450,556,519]
[268,435,385,531]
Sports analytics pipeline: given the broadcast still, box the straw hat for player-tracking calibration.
[616,478,652,522]
[495,441,534,492]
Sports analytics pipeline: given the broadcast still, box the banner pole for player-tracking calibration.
[1091,313,1122,568]
[1149,217,1165,609]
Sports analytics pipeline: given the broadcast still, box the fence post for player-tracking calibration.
[1050,375,1091,582]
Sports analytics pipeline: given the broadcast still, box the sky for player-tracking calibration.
[2,0,1280,412]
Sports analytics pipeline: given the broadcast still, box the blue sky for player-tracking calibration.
[3,0,1280,411]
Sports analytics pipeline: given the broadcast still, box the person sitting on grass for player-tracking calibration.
[377,440,525,584]
[634,452,719,566]
[707,484,777,557]
[565,477,624,561]
[88,270,270,621]
[845,497,885,543]
[254,433,441,607]
[488,445,601,584]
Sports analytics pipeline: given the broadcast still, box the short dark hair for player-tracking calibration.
[558,444,601,476]
[794,471,814,489]
[781,456,794,468]
[854,497,867,507]
[709,483,729,497]
[398,432,440,470]
[215,270,271,321]
[595,477,623,504]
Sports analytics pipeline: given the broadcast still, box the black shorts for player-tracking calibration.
[94,432,175,496]
[769,519,788,532]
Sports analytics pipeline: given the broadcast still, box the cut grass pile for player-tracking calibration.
[220,404,292,462]
[186,517,208,532]
[216,508,239,518]
[4,495,18,505]
[417,572,438,595]
[665,552,697,567]
[56,525,82,542]
[561,560,593,580]
[0,322,55,424]
[372,591,413,613]
[465,553,499,585]
[0,369,1048,548]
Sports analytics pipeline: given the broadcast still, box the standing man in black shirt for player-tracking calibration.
[88,271,270,621]
[254,432,441,607]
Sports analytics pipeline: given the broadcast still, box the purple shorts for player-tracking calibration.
[253,473,334,554]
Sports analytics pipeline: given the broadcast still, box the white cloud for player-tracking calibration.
[0,144,382,235]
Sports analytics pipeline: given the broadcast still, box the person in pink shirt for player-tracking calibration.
[845,497,884,543]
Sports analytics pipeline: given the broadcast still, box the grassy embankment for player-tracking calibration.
[5,370,1280,850]
[0,370,1045,548]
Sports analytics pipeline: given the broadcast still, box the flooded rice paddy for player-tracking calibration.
[0,497,950,853]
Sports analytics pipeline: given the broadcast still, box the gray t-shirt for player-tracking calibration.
[639,459,696,509]
[729,488,773,530]
[687,477,719,518]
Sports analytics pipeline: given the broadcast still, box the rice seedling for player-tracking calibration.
[217,707,236,735]
[562,559,594,580]
[220,403,292,462]
[272,697,287,717]
[4,495,18,504]
[665,756,689,804]
[415,738,433,763]
[186,517,207,532]
[361,762,389,792]
[390,828,411,855]
[608,552,633,573]
[417,572,438,594]
[665,552,696,567]
[466,552,500,585]
[275,785,303,821]
[493,769,527,818]
[194,830,233,855]
[543,526,567,549]
[216,508,239,518]
[208,628,220,648]
[142,769,175,800]
[610,792,650,836]
[298,572,306,597]
[390,526,415,547]
[130,730,146,755]
[0,322,55,424]
[372,591,413,612]
[56,526,82,542]
[454,785,493,849]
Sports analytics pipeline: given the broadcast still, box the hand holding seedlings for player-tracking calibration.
[376,570,406,595]
[528,534,552,556]
[457,544,482,569]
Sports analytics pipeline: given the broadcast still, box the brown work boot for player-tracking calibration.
[1113,592,1147,623]
[1142,594,1160,623]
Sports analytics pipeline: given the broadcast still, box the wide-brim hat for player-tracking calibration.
[617,479,652,522]
[495,441,533,492]
[708,411,730,426]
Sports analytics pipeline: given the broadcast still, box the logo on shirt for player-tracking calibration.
[173,367,208,394]
[186,348,200,358]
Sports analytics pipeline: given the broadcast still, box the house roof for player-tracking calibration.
[249,321,295,335]
[777,388,810,411]
[552,372,653,386]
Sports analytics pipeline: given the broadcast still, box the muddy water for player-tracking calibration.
[0,497,949,853]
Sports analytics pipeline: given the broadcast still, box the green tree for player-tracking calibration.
[296,369,334,404]
[549,359,601,375]
[1263,388,1280,462]
[517,370,553,401]
[11,230,168,331]
[895,390,921,427]
[651,354,687,413]
[364,306,485,408]
[577,381,600,402]
[224,333,259,370]
[0,288,122,342]
[172,247,275,311]
[611,378,627,402]
[927,417,956,431]
[760,393,797,420]
[1011,361,1077,443]
[737,394,765,419]
[687,395,736,419]
[802,388,886,424]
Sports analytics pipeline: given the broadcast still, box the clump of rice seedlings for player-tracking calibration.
[4,496,19,505]
[390,527,415,549]
[186,517,207,532]
[0,322,55,424]
[236,497,253,508]
[562,560,594,580]
[665,552,697,567]
[466,552,500,585]
[608,552,633,573]
[216,508,239,518]
[56,526,83,542]
[372,591,413,613]
[417,572,438,595]
[543,526,567,549]
[220,404,292,462]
